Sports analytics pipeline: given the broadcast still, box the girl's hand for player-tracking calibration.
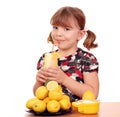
[44,67,68,84]
[36,67,48,83]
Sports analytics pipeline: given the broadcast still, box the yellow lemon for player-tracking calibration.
[61,94,70,101]
[54,52,62,58]
[57,85,63,92]
[47,100,60,113]
[35,86,48,100]
[59,99,71,110]
[82,90,95,100]
[26,97,39,109]
[78,100,100,114]
[49,89,63,101]
[43,97,50,104]
[32,100,46,113]
[49,84,62,92]
[72,101,80,110]
[46,80,58,91]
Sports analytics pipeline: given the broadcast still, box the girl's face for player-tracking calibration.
[51,18,85,55]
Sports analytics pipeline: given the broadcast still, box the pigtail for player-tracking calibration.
[47,32,54,44]
[83,30,98,50]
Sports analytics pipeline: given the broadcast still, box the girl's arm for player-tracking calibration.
[33,81,43,95]
[62,71,99,99]
[42,67,99,99]
[33,68,48,95]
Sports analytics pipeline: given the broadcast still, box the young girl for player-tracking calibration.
[33,6,99,102]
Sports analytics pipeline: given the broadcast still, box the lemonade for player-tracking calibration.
[44,52,60,68]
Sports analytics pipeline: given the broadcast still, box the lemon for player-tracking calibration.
[44,80,50,86]
[43,97,50,104]
[49,89,63,101]
[35,86,48,100]
[78,100,100,114]
[32,100,46,113]
[72,101,80,110]
[59,99,71,110]
[26,97,39,109]
[57,85,63,91]
[46,80,59,91]
[61,94,70,101]
[82,90,95,100]
[51,84,62,92]
[54,52,62,58]
[47,100,60,113]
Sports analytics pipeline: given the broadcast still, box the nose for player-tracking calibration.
[56,27,64,36]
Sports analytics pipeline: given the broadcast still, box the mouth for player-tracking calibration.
[54,40,61,45]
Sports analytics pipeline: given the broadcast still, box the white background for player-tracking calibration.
[0,0,120,116]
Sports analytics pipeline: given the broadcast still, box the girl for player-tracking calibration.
[33,6,99,101]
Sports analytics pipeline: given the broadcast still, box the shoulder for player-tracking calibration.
[77,48,98,61]
[77,48,99,72]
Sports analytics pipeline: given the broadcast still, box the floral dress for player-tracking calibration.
[37,48,99,102]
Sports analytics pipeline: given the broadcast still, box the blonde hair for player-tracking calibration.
[47,6,98,50]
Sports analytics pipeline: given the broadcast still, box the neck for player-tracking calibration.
[58,47,78,57]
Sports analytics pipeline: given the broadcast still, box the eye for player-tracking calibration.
[53,26,58,30]
[64,27,71,31]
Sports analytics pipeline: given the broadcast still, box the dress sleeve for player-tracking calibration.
[82,53,99,73]
[37,54,45,70]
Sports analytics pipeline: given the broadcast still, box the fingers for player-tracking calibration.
[46,67,58,74]
[36,67,60,83]
[36,76,46,83]
[36,68,47,83]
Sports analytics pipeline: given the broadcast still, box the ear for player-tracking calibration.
[77,30,86,41]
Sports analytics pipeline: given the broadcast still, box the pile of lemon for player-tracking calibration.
[26,81,71,113]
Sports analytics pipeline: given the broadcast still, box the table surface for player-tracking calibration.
[24,102,120,117]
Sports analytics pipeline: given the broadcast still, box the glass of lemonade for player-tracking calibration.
[44,52,58,68]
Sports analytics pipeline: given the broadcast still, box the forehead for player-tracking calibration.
[50,12,79,28]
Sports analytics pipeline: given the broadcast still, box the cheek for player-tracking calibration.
[50,32,54,39]
[67,33,78,41]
